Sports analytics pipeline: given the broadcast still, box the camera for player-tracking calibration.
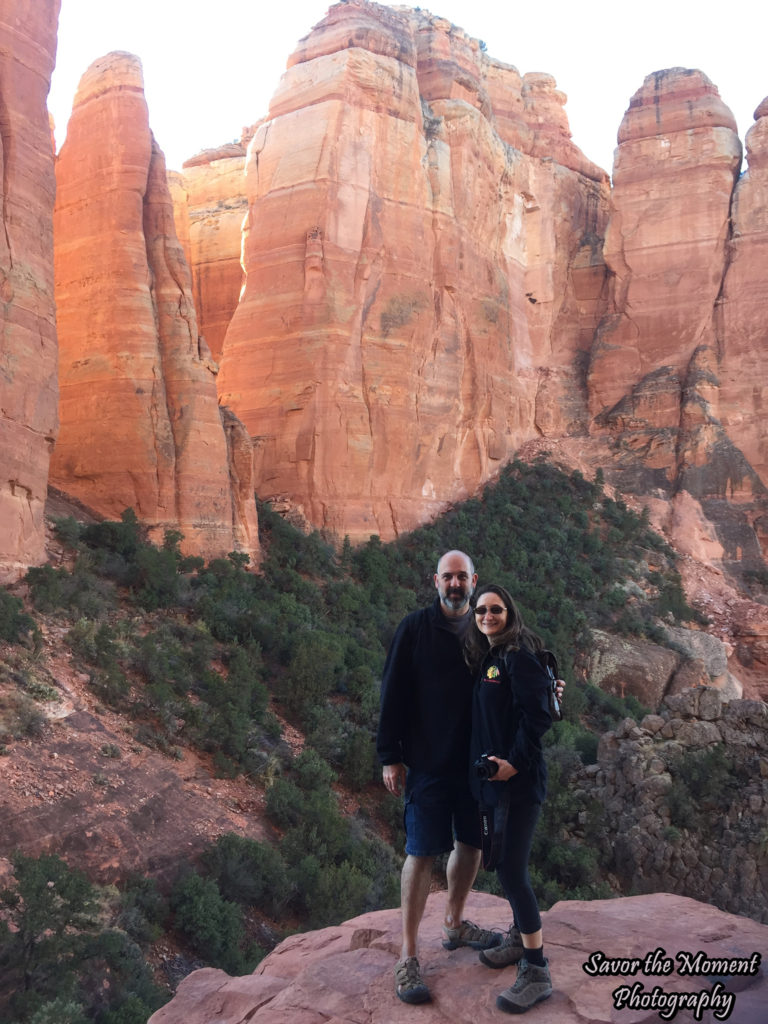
[473,753,499,780]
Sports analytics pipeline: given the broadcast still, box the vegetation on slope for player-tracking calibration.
[0,459,697,1022]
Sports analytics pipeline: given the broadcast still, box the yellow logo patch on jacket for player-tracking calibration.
[484,665,501,682]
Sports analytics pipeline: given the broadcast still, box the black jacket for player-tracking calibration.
[376,598,474,775]
[469,645,552,807]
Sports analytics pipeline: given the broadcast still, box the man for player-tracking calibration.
[376,550,501,1004]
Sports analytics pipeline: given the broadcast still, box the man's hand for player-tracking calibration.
[556,679,565,703]
[383,762,406,796]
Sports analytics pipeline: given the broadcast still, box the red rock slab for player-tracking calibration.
[149,890,768,1023]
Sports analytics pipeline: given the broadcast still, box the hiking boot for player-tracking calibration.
[479,925,524,968]
[394,956,431,1004]
[442,919,502,950]
[496,957,553,1014]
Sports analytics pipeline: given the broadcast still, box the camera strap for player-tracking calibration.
[479,787,511,871]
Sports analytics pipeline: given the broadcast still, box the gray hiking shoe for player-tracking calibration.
[496,957,553,1014]
[395,956,431,1004]
[479,925,524,968]
[442,918,503,950]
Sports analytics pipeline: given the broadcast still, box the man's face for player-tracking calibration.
[434,554,477,613]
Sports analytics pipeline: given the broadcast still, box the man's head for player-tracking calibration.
[434,550,477,616]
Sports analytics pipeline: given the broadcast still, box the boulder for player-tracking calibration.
[588,629,680,708]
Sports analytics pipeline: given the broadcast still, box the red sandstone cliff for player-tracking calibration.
[169,141,249,363]
[719,98,768,526]
[584,72,768,582]
[216,0,610,541]
[51,54,259,563]
[0,0,61,580]
[588,69,741,426]
[0,0,760,607]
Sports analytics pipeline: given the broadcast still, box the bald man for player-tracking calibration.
[377,550,501,1004]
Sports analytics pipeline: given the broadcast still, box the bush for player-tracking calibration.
[290,856,371,927]
[26,564,113,619]
[0,589,36,644]
[265,777,305,827]
[201,833,291,918]
[276,630,344,717]
[666,745,738,828]
[0,691,46,741]
[116,875,167,945]
[170,872,252,974]
[0,852,96,1019]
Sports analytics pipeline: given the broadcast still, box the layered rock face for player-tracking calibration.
[718,97,768,540]
[589,69,741,425]
[0,0,61,579]
[586,73,768,582]
[169,142,249,363]
[51,54,259,563]
[216,0,610,540]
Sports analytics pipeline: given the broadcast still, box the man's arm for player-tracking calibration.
[376,614,416,775]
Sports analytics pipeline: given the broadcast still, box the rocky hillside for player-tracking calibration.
[1,462,766,1020]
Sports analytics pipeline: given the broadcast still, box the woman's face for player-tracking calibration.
[474,592,508,638]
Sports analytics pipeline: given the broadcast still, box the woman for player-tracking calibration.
[464,583,554,1015]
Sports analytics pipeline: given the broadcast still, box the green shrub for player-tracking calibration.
[290,856,371,927]
[340,726,378,789]
[0,852,97,1017]
[26,564,113,619]
[201,833,291,917]
[27,998,88,1024]
[116,875,167,946]
[276,629,344,716]
[0,589,36,643]
[170,872,252,974]
[666,745,738,829]
[265,777,305,828]
[578,682,649,734]
[0,691,46,741]
[51,515,83,548]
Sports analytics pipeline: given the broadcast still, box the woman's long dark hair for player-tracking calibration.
[463,583,543,674]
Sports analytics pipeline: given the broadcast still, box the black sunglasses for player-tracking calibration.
[474,604,506,616]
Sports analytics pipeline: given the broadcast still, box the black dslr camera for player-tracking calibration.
[473,753,499,780]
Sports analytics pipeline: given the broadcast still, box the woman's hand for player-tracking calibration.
[488,756,518,782]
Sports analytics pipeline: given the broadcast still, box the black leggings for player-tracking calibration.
[495,800,542,935]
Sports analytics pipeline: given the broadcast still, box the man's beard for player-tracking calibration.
[441,587,471,611]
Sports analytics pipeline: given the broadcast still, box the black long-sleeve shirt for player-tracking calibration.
[376,598,474,776]
[469,644,552,807]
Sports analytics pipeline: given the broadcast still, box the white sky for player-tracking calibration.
[48,0,767,176]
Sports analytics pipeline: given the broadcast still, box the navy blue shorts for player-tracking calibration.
[403,771,481,856]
